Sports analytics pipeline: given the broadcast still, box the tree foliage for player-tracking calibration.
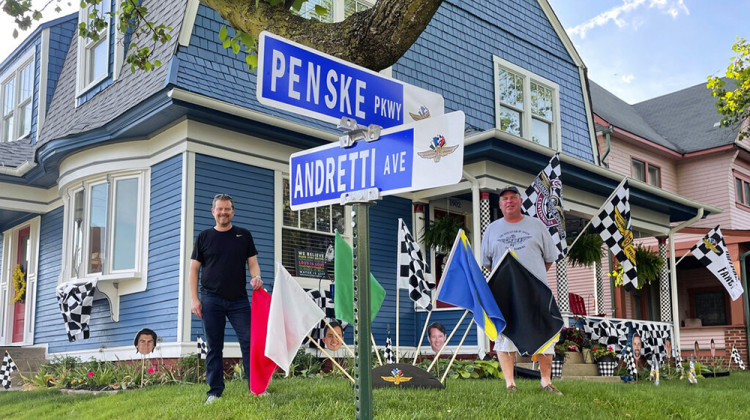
[708,37,750,140]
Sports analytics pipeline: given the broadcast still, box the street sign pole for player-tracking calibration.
[352,202,373,420]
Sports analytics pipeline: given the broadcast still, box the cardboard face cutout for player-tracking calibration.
[632,335,642,359]
[134,328,157,354]
[428,329,446,353]
[323,326,343,352]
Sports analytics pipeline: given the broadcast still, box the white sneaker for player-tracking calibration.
[255,391,270,397]
[205,395,219,405]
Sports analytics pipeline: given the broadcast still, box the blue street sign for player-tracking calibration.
[289,111,465,210]
[257,31,444,129]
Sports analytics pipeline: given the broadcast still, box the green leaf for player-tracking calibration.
[246,54,258,71]
[219,25,228,41]
[222,38,231,49]
[232,41,241,54]
[314,5,328,16]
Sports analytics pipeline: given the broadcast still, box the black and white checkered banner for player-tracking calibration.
[55,279,98,342]
[197,336,207,359]
[397,218,435,311]
[633,322,671,362]
[1,351,18,389]
[584,318,628,350]
[690,226,743,301]
[731,345,746,370]
[621,346,638,377]
[385,331,395,364]
[590,180,638,290]
[520,152,567,261]
[303,289,348,348]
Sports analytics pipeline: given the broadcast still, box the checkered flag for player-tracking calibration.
[690,226,744,301]
[688,358,698,384]
[385,330,395,364]
[520,152,567,261]
[303,289,349,348]
[731,345,746,370]
[590,180,638,290]
[397,219,435,311]
[674,349,684,378]
[649,354,660,385]
[621,346,638,377]
[55,279,98,341]
[633,322,671,362]
[197,336,207,359]
[1,351,18,389]
[584,318,628,351]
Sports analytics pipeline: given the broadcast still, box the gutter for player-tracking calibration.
[0,160,36,177]
[598,125,613,168]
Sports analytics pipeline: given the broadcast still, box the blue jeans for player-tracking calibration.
[201,293,251,397]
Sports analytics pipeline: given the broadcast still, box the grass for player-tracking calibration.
[2,372,750,419]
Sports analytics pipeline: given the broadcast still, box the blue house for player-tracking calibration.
[0,0,713,365]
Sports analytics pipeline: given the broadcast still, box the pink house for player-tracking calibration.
[589,79,750,364]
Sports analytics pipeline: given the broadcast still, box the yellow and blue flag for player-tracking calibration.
[436,230,505,340]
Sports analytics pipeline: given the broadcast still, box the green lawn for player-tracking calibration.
[2,372,749,419]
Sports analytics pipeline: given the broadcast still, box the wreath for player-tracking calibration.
[12,264,26,303]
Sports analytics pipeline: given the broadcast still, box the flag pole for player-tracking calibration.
[323,318,355,358]
[427,310,469,373]
[567,177,628,250]
[441,318,476,384]
[396,282,401,363]
[674,250,692,267]
[308,334,355,383]
[371,334,383,366]
[412,309,434,365]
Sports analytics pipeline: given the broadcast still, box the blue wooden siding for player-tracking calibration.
[175,1,593,162]
[190,153,274,341]
[33,207,64,346]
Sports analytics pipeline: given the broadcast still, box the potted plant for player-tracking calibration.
[581,336,595,364]
[567,233,604,267]
[593,345,618,376]
[420,216,470,255]
[608,245,663,289]
[552,342,568,379]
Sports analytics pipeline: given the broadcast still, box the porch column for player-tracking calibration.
[556,259,570,313]
[595,259,605,315]
[658,237,671,323]
[480,192,491,277]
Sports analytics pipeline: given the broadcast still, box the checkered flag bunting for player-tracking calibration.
[520,152,567,261]
[197,336,207,359]
[731,345,746,370]
[633,322,671,362]
[621,346,638,377]
[690,226,744,301]
[583,318,628,351]
[303,289,349,348]
[55,279,98,341]
[1,351,18,389]
[385,330,395,364]
[397,218,435,311]
[590,180,638,290]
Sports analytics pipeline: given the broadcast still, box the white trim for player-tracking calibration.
[38,28,50,136]
[179,151,195,342]
[537,0,586,68]
[0,50,35,142]
[178,0,201,47]
[47,340,249,362]
[76,1,123,97]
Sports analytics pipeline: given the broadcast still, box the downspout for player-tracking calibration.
[668,208,704,352]
[599,126,613,168]
[740,250,750,353]
[462,169,483,354]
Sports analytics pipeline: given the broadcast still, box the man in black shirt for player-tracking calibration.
[190,194,263,403]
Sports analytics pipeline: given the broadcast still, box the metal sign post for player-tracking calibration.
[352,202,373,419]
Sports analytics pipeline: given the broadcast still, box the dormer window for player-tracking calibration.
[1,57,33,142]
[77,0,115,95]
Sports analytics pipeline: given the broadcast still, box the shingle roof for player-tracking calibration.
[0,139,34,168]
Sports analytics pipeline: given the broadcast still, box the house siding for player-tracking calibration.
[32,206,64,346]
[598,135,679,194]
[45,18,77,112]
[677,152,735,229]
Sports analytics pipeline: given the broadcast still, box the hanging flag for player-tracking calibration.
[731,345,746,370]
[486,251,563,356]
[436,230,505,340]
[590,180,638,290]
[689,226,744,301]
[197,336,207,359]
[334,232,386,324]
[520,152,567,261]
[622,346,638,378]
[250,288,277,395]
[397,218,435,310]
[385,330,395,364]
[55,279,98,341]
[265,263,326,373]
[1,351,18,389]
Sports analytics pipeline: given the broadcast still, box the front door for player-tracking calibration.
[11,227,30,343]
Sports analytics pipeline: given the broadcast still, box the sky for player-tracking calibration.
[1,1,749,105]
[548,0,750,104]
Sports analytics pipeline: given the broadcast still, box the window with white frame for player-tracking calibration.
[77,0,113,92]
[66,171,147,281]
[282,178,345,282]
[631,158,661,188]
[1,59,33,142]
[493,56,560,148]
[294,0,373,22]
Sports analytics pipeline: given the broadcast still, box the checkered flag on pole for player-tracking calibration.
[197,336,207,359]
[1,351,18,389]
[731,345,746,370]
[55,279,98,341]
[520,152,567,261]
[590,180,638,290]
[385,330,395,364]
[674,349,684,378]
[690,226,744,301]
[688,358,698,384]
[649,354,660,386]
[621,346,638,377]
[397,218,435,311]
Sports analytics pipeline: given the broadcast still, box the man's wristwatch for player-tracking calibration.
[252,275,261,281]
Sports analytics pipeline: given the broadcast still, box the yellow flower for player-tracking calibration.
[12,265,26,303]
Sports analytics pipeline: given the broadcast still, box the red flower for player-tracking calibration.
[147,368,155,374]
[87,371,95,377]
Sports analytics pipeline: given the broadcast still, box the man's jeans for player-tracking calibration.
[202,293,251,397]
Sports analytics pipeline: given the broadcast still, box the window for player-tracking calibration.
[1,60,33,142]
[77,0,113,92]
[66,171,147,281]
[294,0,373,22]
[692,289,727,326]
[493,56,560,148]
[736,177,750,207]
[282,178,345,281]
[631,158,661,188]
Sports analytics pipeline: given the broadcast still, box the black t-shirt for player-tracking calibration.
[191,226,258,300]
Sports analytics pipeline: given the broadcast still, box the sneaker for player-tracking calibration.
[540,384,563,395]
[205,395,220,405]
[506,385,518,393]
[255,391,270,397]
